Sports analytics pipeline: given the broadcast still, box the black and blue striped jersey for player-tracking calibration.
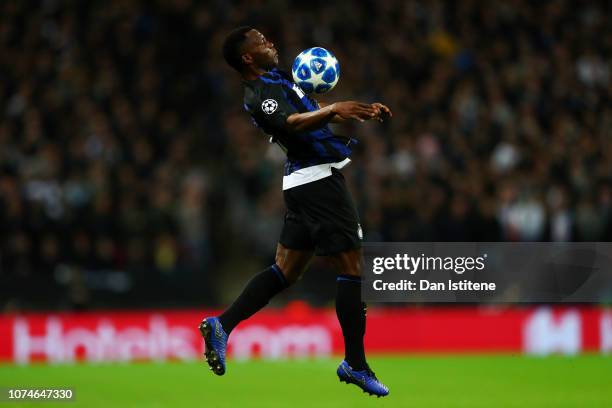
[242,68,355,176]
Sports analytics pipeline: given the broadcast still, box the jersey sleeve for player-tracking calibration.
[250,83,299,132]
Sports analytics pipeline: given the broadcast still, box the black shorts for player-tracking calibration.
[280,168,362,256]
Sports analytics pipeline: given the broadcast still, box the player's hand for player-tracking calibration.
[370,103,392,122]
[331,101,379,122]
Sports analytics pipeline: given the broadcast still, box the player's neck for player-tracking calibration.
[242,65,269,81]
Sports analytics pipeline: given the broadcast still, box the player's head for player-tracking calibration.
[222,27,279,74]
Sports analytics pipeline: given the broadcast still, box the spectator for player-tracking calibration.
[0,0,610,309]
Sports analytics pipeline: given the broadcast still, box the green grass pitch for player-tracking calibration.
[2,355,611,407]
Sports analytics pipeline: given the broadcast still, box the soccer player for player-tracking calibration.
[200,26,392,397]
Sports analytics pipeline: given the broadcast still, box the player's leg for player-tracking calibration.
[200,210,315,376]
[293,169,388,396]
[283,169,368,371]
[328,244,388,396]
[217,243,313,334]
[327,247,366,369]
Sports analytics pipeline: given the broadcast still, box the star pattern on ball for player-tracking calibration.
[261,99,278,114]
[291,47,340,94]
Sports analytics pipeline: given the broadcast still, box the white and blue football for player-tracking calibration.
[291,47,340,94]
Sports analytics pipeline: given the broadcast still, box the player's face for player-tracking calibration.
[243,29,279,70]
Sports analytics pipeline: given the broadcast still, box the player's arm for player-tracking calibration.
[318,101,393,124]
[316,101,347,123]
[286,101,379,132]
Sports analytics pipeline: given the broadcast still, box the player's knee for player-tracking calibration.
[343,262,362,277]
[330,249,363,277]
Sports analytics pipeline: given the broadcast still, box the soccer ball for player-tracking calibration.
[291,47,340,94]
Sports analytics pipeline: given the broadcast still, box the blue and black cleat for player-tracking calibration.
[337,360,389,397]
[198,317,228,376]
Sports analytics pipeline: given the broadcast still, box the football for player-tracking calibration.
[291,47,340,94]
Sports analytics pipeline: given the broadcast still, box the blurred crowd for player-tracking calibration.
[0,0,610,309]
